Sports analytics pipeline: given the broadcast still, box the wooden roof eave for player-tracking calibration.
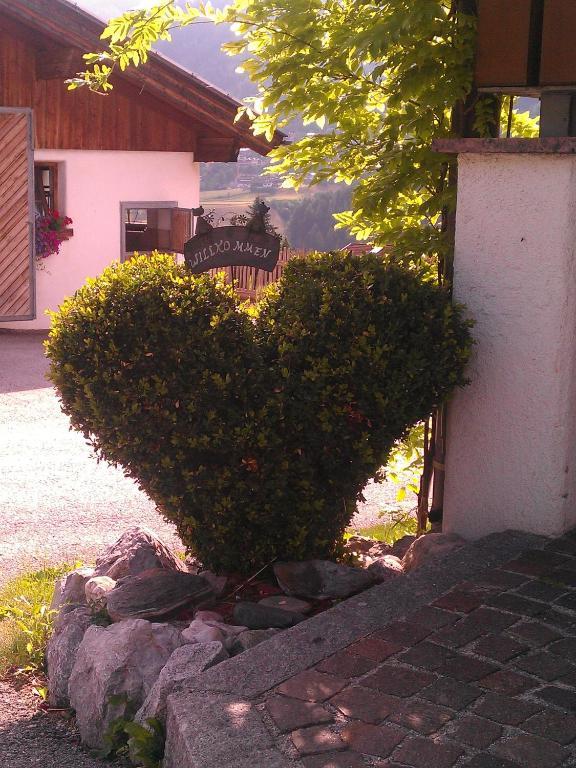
[0,0,285,158]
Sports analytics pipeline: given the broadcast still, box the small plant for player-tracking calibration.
[126,719,165,768]
[356,511,421,546]
[101,695,164,768]
[0,564,73,676]
[35,209,72,260]
[386,423,425,503]
[0,598,55,674]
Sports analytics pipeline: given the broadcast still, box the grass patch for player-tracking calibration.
[0,564,74,677]
[201,188,304,203]
[354,511,420,545]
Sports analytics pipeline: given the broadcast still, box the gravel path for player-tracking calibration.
[0,330,411,588]
[0,678,129,768]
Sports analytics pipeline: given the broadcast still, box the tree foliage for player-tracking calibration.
[69,1,538,266]
[69,1,538,520]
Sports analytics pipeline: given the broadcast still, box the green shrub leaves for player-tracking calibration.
[46,253,472,573]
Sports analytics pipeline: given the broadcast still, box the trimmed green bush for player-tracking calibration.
[46,252,472,573]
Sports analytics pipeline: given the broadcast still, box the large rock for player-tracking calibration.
[402,533,465,573]
[68,618,183,749]
[85,576,116,608]
[390,535,417,559]
[233,601,304,629]
[47,607,93,707]
[182,616,246,651]
[273,560,373,599]
[50,567,94,611]
[106,568,213,621]
[135,642,228,725]
[93,526,186,580]
[181,619,226,646]
[367,554,404,583]
[259,595,312,614]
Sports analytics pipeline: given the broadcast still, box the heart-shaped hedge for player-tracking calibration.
[46,252,472,574]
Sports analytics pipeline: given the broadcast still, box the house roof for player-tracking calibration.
[0,0,285,160]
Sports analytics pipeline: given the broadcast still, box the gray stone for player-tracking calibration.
[164,692,292,768]
[344,535,393,566]
[68,618,183,749]
[402,533,465,573]
[194,610,225,623]
[390,535,417,558]
[84,575,116,608]
[93,526,186,580]
[182,617,246,651]
[273,560,374,599]
[106,568,213,621]
[181,619,226,646]
[50,566,94,611]
[367,554,404,583]
[259,595,312,614]
[345,534,378,555]
[230,629,279,655]
[233,601,305,629]
[135,642,228,725]
[47,606,92,707]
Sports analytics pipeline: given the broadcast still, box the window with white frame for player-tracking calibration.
[121,202,192,261]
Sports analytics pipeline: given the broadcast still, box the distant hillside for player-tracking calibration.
[155,5,250,99]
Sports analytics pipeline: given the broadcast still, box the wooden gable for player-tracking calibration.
[0,0,282,160]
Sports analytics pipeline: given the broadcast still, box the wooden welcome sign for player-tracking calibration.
[184,202,281,275]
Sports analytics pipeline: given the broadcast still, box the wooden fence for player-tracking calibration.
[208,247,309,301]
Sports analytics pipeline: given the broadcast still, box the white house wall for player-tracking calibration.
[1,149,199,330]
[444,152,576,539]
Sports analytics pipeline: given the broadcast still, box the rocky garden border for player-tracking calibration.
[45,526,545,767]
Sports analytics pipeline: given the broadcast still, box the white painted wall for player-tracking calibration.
[444,153,576,539]
[2,149,199,330]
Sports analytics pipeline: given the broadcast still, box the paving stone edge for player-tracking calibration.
[164,529,546,768]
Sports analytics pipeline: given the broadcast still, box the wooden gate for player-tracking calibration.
[0,108,35,321]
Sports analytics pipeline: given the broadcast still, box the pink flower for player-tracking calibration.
[35,209,73,258]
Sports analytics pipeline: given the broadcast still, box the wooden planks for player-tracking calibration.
[540,0,576,85]
[210,248,308,302]
[0,110,34,320]
[475,0,542,89]
[0,3,282,159]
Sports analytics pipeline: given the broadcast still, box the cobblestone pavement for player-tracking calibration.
[259,535,576,767]
[0,331,405,587]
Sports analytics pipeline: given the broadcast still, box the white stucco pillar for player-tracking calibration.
[439,140,576,539]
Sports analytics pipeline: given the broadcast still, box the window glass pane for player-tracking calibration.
[125,208,150,252]
[34,164,56,215]
[126,208,147,225]
[122,203,181,260]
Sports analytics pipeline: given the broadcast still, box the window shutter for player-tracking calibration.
[0,109,35,321]
[170,208,192,254]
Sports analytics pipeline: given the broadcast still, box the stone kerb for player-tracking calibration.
[162,530,544,768]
